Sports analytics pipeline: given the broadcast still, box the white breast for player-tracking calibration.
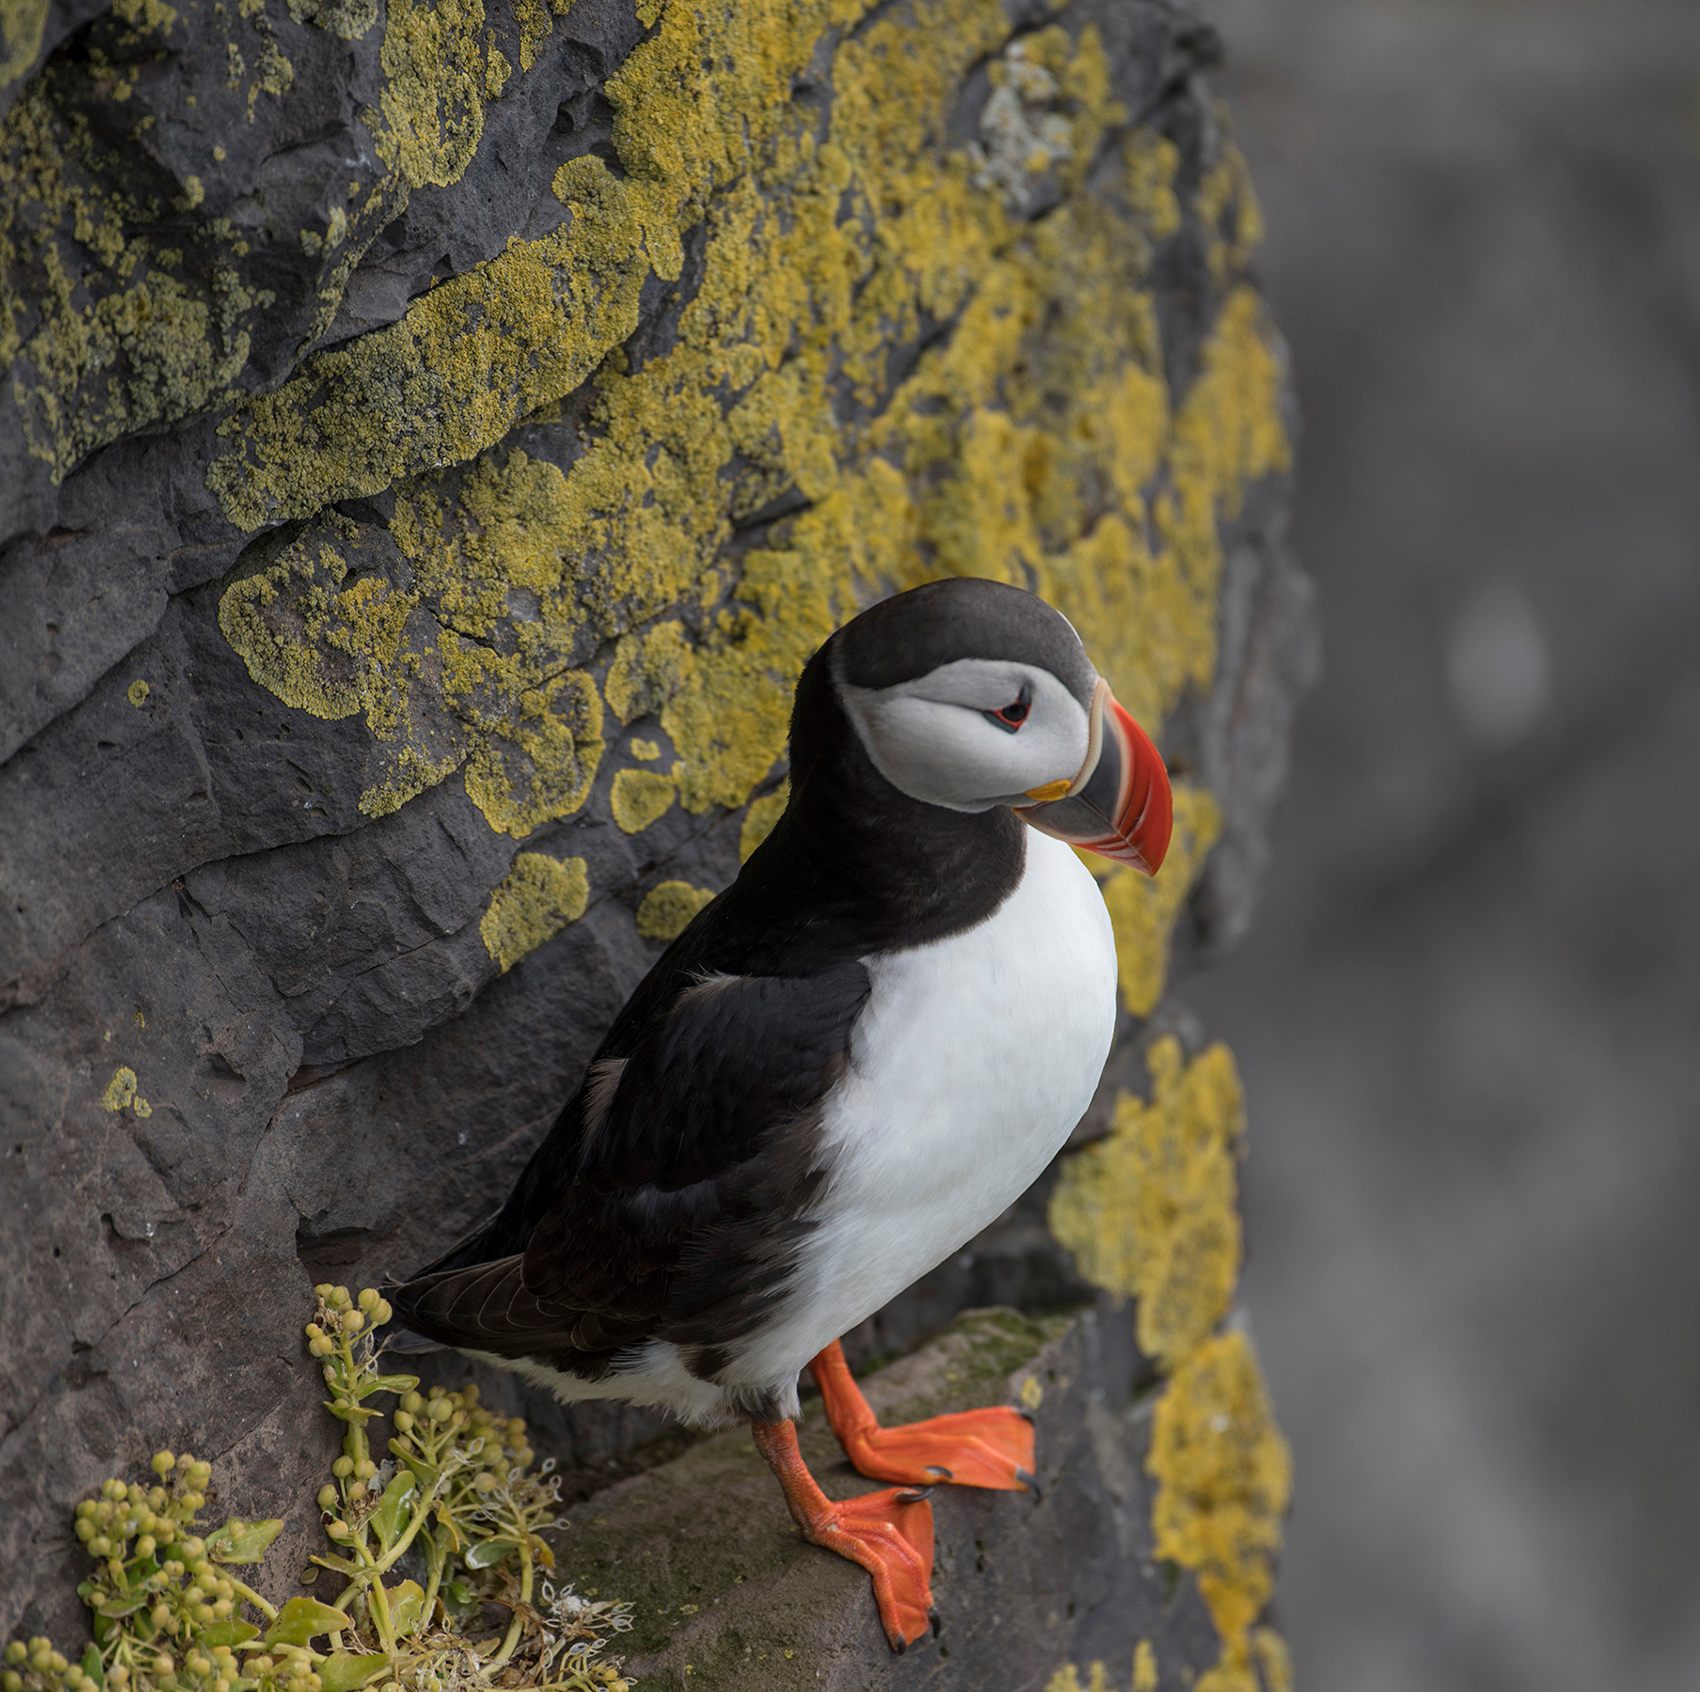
[722,829,1117,1391]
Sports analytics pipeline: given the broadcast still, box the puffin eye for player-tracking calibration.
[985,686,1032,733]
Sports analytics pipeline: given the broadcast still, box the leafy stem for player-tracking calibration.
[5,1286,632,1692]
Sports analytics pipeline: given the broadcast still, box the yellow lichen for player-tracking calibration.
[628,737,662,762]
[0,0,585,486]
[737,784,788,863]
[126,678,150,706]
[605,623,696,728]
[0,0,49,93]
[112,0,179,34]
[609,767,676,835]
[289,0,379,39]
[1048,1037,1245,1368]
[1044,1650,1169,1692]
[1252,1629,1292,1692]
[1197,136,1265,289]
[101,1065,152,1117]
[375,0,487,190]
[0,68,272,479]
[218,496,606,832]
[1044,1667,1109,1692]
[209,0,1288,1018]
[1148,1331,1292,1682]
[1099,782,1222,1017]
[1017,1373,1043,1413]
[635,880,715,942]
[218,520,406,725]
[514,0,572,73]
[478,852,589,972]
[207,201,648,530]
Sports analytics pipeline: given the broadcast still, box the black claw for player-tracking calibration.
[925,1463,955,1481]
[1016,1407,1037,1425]
[892,1637,907,1656]
[896,1486,934,1504]
[1016,1466,1043,1500]
[929,1607,942,1638]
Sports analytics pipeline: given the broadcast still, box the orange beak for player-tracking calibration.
[1018,681,1173,874]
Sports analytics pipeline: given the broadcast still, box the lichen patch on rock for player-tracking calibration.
[479,850,590,972]
[1050,1037,1245,1367]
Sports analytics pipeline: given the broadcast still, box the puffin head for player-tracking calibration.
[828,578,1173,874]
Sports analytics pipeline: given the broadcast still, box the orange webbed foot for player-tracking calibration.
[752,1419,937,1653]
[810,1339,1039,1493]
[805,1485,937,1650]
[839,1403,1037,1493]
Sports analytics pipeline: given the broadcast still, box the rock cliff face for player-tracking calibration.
[0,2,1312,1685]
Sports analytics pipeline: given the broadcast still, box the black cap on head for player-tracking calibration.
[830,577,1098,703]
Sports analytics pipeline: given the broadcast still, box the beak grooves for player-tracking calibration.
[1020,680,1173,875]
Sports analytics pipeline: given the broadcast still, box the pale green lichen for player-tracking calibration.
[479,852,589,972]
[125,678,150,706]
[966,35,1078,211]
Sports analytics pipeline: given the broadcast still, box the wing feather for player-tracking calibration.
[389,960,870,1378]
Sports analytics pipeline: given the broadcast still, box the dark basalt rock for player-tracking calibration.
[0,1,1312,1678]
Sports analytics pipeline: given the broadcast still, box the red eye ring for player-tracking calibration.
[985,688,1032,733]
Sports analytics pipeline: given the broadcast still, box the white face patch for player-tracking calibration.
[839,656,1092,812]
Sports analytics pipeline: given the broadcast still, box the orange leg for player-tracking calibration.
[751,1419,936,1652]
[809,1340,1038,1493]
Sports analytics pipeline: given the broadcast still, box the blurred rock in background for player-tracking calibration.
[1197,2,1700,1688]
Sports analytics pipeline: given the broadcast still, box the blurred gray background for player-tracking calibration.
[1194,2,1700,1687]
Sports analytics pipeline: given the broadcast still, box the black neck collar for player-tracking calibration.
[721,640,1026,966]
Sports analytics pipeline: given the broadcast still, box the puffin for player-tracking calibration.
[388,577,1173,1650]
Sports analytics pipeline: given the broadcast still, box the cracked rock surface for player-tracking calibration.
[1,0,1310,1676]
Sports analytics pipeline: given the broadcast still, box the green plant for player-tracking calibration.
[3,1288,632,1692]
